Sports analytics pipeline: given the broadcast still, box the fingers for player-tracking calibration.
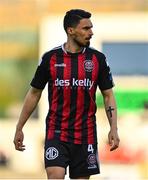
[110,137,120,151]
[108,134,112,146]
[110,143,119,151]
[15,141,26,151]
[13,130,26,151]
[13,139,26,151]
[108,131,120,151]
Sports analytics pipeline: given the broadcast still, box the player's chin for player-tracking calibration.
[77,40,90,47]
[83,41,90,47]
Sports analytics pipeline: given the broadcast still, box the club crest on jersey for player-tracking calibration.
[84,60,94,72]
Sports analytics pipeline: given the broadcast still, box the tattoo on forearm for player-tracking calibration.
[107,106,115,118]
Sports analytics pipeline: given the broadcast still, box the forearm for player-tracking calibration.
[102,89,117,129]
[16,87,42,130]
[101,89,120,151]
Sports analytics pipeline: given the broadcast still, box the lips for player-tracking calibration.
[85,36,92,40]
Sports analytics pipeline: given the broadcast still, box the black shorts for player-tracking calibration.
[44,139,100,178]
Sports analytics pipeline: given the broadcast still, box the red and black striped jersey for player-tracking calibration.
[31,44,114,144]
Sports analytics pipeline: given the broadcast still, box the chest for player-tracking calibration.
[49,54,99,82]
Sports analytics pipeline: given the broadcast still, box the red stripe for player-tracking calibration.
[47,53,57,139]
[74,54,85,144]
[87,54,99,144]
[60,54,71,142]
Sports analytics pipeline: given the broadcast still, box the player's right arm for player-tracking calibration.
[14,51,51,151]
[13,87,42,151]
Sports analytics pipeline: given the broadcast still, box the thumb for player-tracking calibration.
[108,133,112,146]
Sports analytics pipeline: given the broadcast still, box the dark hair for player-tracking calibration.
[63,9,91,33]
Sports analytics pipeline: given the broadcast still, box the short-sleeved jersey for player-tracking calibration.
[31,44,114,144]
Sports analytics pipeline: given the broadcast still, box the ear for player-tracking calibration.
[67,27,75,35]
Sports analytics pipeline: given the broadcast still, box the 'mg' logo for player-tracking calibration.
[46,147,59,160]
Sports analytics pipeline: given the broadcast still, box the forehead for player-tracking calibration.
[76,18,93,28]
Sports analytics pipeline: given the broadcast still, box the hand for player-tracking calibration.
[13,129,26,151]
[108,128,120,151]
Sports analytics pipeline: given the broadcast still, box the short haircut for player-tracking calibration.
[63,9,91,33]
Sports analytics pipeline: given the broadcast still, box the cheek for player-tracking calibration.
[75,30,85,38]
[75,33,85,41]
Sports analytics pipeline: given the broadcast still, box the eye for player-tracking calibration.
[83,27,90,30]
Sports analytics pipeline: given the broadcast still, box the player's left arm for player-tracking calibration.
[101,88,120,151]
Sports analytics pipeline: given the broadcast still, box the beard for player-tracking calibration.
[74,38,90,48]
[85,41,90,47]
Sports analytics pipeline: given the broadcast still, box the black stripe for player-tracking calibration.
[45,53,54,140]
[82,49,93,144]
[93,116,97,143]
[68,54,78,143]
[46,78,53,140]
[54,49,64,139]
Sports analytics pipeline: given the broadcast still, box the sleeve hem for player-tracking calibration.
[30,83,45,90]
[99,84,114,91]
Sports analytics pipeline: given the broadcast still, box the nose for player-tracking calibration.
[89,29,93,36]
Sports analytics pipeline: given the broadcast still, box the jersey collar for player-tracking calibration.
[62,43,86,54]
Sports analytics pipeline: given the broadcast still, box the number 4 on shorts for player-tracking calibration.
[88,144,94,153]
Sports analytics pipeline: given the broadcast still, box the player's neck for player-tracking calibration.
[64,40,83,53]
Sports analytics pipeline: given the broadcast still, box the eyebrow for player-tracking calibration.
[83,25,93,29]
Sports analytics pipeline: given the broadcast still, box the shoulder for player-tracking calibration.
[42,45,62,57]
[87,47,106,60]
[39,45,62,65]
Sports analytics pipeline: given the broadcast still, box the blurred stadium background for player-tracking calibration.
[0,0,148,179]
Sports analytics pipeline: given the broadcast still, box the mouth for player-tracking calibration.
[85,36,92,41]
